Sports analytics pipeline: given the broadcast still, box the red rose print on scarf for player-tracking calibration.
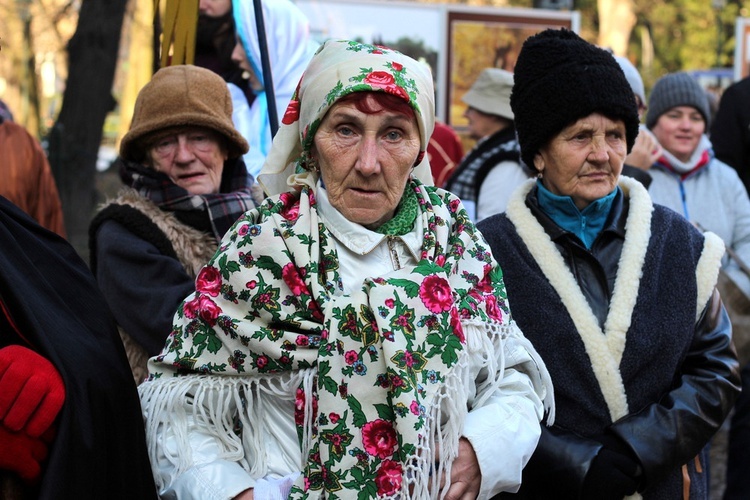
[450,307,465,344]
[282,99,300,125]
[375,459,403,496]
[278,191,301,221]
[361,419,398,459]
[196,266,222,297]
[184,295,222,326]
[294,388,318,427]
[418,275,453,314]
[282,263,310,296]
[364,71,410,103]
[484,294,503,322]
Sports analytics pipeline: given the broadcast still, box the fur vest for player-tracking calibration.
[90,188,218,384]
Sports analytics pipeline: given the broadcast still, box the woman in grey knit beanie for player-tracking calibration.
[646,71,750,300]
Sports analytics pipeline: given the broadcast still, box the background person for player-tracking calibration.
[444,68,531,221]
[229,0,318,183]
[138,39,553,500]
[0,108,66,237]
[477,28,740,499]
[194,0,253,107]
[645,72,750,298]
[427,119,464,188]
[89,64,255,384]
[710,75,750,193]
[0,195,157,499]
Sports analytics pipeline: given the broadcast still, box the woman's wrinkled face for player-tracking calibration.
[312,94,421,229]
[534,113,627,210]
[147,126,228,195]
[650,106,705,162]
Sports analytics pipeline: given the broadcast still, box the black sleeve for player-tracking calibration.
[94,220,196,355]
[711,84,746,171]
[498,424,602,498]
[621,164,652,189]
[608,290,741,489]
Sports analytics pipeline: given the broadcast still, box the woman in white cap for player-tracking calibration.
[444,67,531,221]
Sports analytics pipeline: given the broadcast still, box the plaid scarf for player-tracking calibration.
[445,127,526,205]
[118,159,255,240]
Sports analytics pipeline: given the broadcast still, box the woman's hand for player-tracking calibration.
[441,437,482,499]
[625,129,662,170]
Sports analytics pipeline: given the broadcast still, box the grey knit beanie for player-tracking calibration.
[511,29,639,170]
[646,72,710,129]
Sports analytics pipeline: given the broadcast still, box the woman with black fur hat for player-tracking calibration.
[477,28,740,499]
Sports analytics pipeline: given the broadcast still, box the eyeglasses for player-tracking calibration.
[151,131,220,158]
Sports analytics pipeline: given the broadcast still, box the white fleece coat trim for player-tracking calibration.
[506,177,726,428]
[506,178,653,423]
[696,232,726,320]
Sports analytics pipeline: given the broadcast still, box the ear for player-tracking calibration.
[532,153,545,175]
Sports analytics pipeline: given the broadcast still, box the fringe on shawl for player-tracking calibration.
[138,319,553,498]
[393,319,554,499]
[138,369,315,492]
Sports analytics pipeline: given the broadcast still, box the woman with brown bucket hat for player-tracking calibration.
[89,64,257,385]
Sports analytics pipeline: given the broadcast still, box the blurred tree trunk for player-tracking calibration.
[47,0,128,260]
[597,0,636,55]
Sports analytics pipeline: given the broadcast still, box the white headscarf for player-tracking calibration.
[231,0,319,180]
[258,39,436,197]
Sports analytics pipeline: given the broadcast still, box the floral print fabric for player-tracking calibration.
[258,39,436,197]
[146,178,513,498]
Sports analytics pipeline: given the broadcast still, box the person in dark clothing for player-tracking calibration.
[89,65,256,384]
[194,0,253,107]
[0,195,157,499]
[444,67,532,221]
[478,28,740,499]
[710,76,750,193]
[715,84,750,496]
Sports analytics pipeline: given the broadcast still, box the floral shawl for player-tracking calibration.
[139,177,544,498]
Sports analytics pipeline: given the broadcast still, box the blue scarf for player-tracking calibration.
[536,180,618,249]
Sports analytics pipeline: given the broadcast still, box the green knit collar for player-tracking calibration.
[374,186,418,236]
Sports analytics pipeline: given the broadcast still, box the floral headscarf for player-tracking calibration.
[258,39,436,197]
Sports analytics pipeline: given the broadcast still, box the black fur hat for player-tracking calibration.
[510,29,640,170]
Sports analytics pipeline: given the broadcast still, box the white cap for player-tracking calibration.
[462,68,514,119]
[614,55,646,105]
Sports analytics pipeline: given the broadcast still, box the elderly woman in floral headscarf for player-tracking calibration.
[138,39,553,500]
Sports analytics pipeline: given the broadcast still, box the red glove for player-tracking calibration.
[0,425,49,482]
[0,345,65,437]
